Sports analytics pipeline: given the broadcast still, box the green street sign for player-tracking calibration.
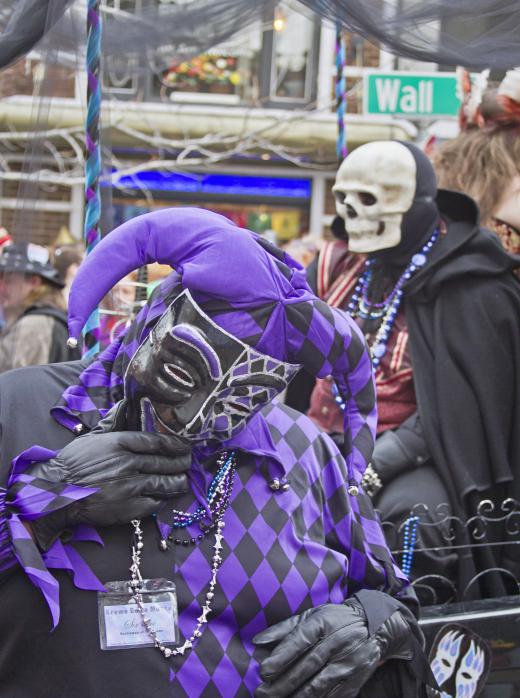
[363,71,461,118]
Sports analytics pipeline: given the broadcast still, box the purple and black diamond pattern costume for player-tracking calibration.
[0,208,427,697]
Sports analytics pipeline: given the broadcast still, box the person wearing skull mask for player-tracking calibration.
[286,140,520,601]
[0,208,437,698]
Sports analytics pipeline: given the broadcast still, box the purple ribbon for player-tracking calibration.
[6,446,106,628]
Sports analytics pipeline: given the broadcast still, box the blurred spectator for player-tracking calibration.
[281,234,320,268]
[0,226,11,249]
[0,242,80,373]
[0,228,12,330]
[433,69,520,260]
[99,270,139,347]
[53,244,84,301]
[99,263,173,347]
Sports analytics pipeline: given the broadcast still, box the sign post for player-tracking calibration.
[363,71,461,118]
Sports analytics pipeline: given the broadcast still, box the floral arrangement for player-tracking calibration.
[163,54,241,90]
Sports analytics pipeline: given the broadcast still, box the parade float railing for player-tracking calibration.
[386,499,520,694]
[382,498,520,606]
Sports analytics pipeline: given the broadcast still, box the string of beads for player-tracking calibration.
[129,451,237,660]
[347,228,440,370]
[160,452,236,548]
[401,515,419,577]
[332,229,440,414]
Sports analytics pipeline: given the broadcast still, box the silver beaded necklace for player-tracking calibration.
[127,452,237,659]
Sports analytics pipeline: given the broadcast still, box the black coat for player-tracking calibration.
[406,191,520,497]
[405,191,520,597]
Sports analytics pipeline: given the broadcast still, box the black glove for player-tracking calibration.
[28,401,191,550]
[371,412,430,486]
[253,590,428,698]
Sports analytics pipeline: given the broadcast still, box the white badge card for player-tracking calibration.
[98,579,179,650]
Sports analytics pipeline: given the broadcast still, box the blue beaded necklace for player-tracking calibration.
[170,451,236,529]
[159,451,236,549]
[347,227,439,370]
[332,229,440,414]
[401,515,419,577]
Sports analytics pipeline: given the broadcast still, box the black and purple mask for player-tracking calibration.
[124,290,300,443]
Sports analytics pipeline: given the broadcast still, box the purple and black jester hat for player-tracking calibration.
[66,207,376,488]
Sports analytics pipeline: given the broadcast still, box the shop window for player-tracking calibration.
[103,56,140,96]
[100,0,320,108]
[149,11,263,104]
[267,6,319,104]
[102,0,142,96]
[113,199,309,246]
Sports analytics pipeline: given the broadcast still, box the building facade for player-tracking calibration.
[0,1,421,246]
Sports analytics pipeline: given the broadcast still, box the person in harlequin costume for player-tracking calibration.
[0,208,435,698]
[286,140,520,602]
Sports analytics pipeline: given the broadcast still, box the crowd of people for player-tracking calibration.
[0,75,519,698]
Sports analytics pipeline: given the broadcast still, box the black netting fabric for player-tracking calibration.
[0,0,278,70]
[302,0,520,70]
[2,0,520,71]
[0,0,73,68]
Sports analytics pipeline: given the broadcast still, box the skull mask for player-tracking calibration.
[333,141,417,254]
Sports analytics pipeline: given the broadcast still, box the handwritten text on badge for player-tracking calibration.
[104,601,176,648]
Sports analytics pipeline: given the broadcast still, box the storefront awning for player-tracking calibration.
[0,96,417,161]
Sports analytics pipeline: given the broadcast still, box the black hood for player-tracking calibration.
[405,189,520,301]
[375,141,439,265]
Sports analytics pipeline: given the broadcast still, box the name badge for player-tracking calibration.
[98,579,179,650]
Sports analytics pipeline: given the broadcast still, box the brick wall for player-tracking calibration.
[0,57,76,245]
[325,178,336,217]
[328,32,381,115]
[0,58,34,98]
[0,58,75,99]
[0,180,71,245]
[2,180,71,201]
[345,33,380,68]
[0,208,70,246]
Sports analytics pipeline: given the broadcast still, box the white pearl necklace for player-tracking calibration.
[129,513,227,659]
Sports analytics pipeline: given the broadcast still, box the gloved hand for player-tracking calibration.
[28,401,191,550]
[253,591,421,698]
[371,412,430,486]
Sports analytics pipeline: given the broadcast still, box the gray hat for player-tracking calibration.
[0,242,65,288]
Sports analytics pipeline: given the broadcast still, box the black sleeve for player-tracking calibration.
[409,274,520,498]
[284,369,316,414]
[355,589,436,698]
[306,254,318,294]
[359,659,430,698]
[284,253,320,413]
[0,380,16,586]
